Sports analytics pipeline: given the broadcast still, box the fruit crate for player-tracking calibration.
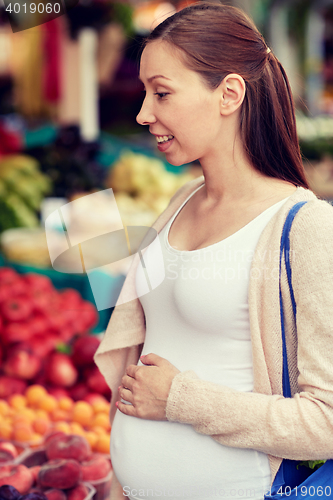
[88,456,112,500]
[0,252,125,333]
[15,446,107,498]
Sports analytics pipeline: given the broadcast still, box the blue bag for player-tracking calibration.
[264,201,333,499]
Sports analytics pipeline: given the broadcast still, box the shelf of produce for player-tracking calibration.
[0,253,125,333]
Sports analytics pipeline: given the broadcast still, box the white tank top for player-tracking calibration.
[111,185,291,500]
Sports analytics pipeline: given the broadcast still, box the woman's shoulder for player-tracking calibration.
[289,188,333,246]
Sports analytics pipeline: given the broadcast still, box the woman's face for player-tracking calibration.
[137,40,225,166]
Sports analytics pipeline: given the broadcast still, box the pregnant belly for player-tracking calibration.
[111,409,271,500]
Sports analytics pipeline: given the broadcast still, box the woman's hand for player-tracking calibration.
[117,353,180,420]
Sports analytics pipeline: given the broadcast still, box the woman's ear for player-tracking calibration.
[219,74,246,116]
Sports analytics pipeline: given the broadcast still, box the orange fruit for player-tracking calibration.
[50,409,70,422]
[0,419,12,439]
[85,430,98,448]
[34,409,49,420]
[12,422,34,442]
[92,401,110,414]
[12,413,31,426]
[0,400,10,416]
[71,401,94,427]
[33,417,51,435]
[58,397,74,412]
[25,385,48,406]
[37,395,58,413]
[90,425,106,436]
[91,412,111,431]
[53,421,71,434]
[30,432,43,445]
[18,407,36,423]
[70,422,86,436]
[8,394,27,410]
[94,434,110,454]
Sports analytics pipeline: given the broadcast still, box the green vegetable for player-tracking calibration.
[297,460,326,470]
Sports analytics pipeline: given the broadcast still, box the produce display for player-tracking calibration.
[0,156,52,234]
[106,151,199,221]
[0,229,53,268]
[0,432,112,498]
[0,264,113,498]
[0,267,98,359]
[0,383,111,451]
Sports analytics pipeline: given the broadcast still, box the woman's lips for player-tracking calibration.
[157,137,174,152]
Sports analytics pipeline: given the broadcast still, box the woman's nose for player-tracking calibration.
[136,98,156,126]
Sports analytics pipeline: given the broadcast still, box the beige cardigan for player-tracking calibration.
[94,177,333,499]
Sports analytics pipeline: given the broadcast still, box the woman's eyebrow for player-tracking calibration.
[138,75,172,83]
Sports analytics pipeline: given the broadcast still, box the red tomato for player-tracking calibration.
[25,313,49,336]
[0,283,14,303]
[1,296,33,322]
[0,322,31,344]
[0,267,19,286]
[29,333,58,357]
[7,277,27,297]
[23,273,54,292]
[79,301,99,330]
[58,289,83,309]
[30,288,58,314]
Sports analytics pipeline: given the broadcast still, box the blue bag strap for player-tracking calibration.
[279,201,308,398]
[268,200,309,495]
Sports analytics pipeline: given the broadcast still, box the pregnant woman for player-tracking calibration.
[95,3,333,499]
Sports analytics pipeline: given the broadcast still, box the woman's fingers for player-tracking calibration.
[116,400,136,416]
[118,385,133,404]
[121,373,135,390]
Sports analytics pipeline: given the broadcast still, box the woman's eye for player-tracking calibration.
[154,93,169,100]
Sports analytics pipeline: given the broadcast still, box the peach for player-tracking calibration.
[80,453,112,481]
[44,431,66,445]
[67,483,90,500]
[30,465,41,484]
[37,459,81,489]
[44,489,67,500]
[0,441,18,463]
[45,434,90,462]
[0,464,34,494]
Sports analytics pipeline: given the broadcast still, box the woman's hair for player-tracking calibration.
[144,1,309,188]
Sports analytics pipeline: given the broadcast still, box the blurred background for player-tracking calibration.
[0,0,332,328]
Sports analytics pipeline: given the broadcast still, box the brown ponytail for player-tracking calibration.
[144,2,309,188]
